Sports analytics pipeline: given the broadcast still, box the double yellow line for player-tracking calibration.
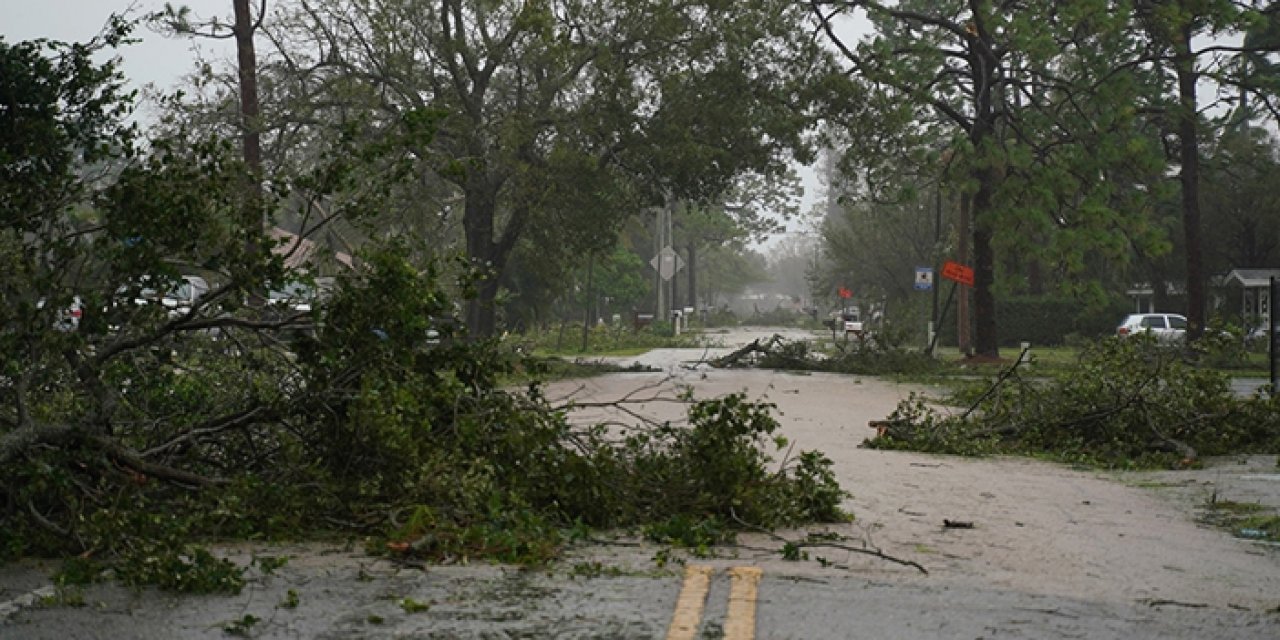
[666,565,763,640]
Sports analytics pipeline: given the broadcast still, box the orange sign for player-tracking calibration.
[837,286,852,299]
[941,260,974,286]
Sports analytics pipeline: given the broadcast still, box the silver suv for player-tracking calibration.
[1116,313,1187,342]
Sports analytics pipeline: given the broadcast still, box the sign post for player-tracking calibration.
[914,267,934,291]
[1271,276,1278,393]
[927,261,974,356]
[916,267,935,348]
[941,260,974,287]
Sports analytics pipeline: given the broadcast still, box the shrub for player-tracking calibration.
[868,336,1280,467]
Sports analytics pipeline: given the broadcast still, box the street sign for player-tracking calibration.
[649,246,685,281]
[914,267,933,291]
[941,260,974,287]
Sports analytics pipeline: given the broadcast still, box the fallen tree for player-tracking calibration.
[710,333,939,376]
[1,31,851,592]
[866,337,1280,468]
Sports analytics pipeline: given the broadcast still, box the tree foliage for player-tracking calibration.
[1,30,848,587]
[810,1,1181,355]
[870,337,1280,468]
[218,0,838,337]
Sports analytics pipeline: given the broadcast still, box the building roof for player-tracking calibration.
[269,227,354,270]
[1221,268,1280,288]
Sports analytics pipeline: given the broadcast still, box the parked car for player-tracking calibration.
[841,309,864,336]
[37,295,84,332]
[120,275,210,318]
[1116,313,1187,342]
[268,281,320,314]
[823,308,863,332]
[1245,325,1271,349]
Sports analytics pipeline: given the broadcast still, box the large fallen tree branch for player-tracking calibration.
[0,420,229,489]
[710,334,785,368]
[91,435,228,488]
[0,422,78,466]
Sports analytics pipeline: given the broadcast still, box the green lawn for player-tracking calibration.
[928,344,1272,379]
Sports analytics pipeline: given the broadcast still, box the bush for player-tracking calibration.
[3,245,852,583]
[0,30,850,587]
[995,295,1132,347]
[868,336,1280,467]
[744,335,941,377]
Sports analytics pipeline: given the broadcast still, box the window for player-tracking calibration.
[1140,316,1165,329]
[1167,316,1187,330]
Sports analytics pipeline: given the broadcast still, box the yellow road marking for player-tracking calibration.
[666,564,714,640]
[724,566,763,640]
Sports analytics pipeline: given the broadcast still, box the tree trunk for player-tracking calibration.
[581,254,594,352]
[1175,27,1206,340]
[686,244,698,310]
[464,187,499,338]
[972,176,999,358]
[233,0,262,210]
[957,191,971,354]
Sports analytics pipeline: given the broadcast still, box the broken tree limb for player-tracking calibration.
[961,345,1031,420]
[710,334,785,368]
[729,509,928,575]
[91,436,228,488]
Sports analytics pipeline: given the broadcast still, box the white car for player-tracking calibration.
[1116,313,1187,342]
[824,308,864,337]
[120,275,210,318]
[37,295,84,332]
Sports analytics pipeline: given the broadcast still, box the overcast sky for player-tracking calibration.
[2,0,237,96]
[4,0,854,251]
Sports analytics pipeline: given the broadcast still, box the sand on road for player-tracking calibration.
[548,326,1280,613]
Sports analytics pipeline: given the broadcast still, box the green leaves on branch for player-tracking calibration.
[869,337,1280,468]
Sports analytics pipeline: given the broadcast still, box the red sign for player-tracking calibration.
[837,286,852,299]
[941,260,974,287]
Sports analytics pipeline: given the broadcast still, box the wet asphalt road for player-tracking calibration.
[3,328,1277,639]
[4,548,1278,640]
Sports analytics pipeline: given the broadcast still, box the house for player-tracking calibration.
[1125,281,1184,314]
[1219,268,1280,330]
[269,227,354,272]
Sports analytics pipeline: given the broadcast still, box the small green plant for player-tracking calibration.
[569,561,625,578]
[652,547,682,568]
[54,557,105,587]
[253,555,289,575]
[399,597,431,613]
[780,542,807,561]
[222,614,260,637]
[278,589,300,609]
[644,515,731,549]
[38,586,86,608]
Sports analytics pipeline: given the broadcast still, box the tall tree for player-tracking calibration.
[1132,0,1280,339]
[811,1,1167,357]
[260,0,832,337]
[1201,125,1280,270]
[159,1,267,232]
[676,170,802,310]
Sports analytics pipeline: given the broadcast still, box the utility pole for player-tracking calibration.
[932,185,942,331]
[957,194,971,355]
[654,200,666,318]
[654,194,678,320]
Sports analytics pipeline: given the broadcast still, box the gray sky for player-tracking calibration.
[3,0,856,251]
[2,0,236,95]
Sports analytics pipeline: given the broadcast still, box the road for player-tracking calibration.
[3,326,1278,639]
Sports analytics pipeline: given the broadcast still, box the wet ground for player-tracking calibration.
[3,326,1278,639]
